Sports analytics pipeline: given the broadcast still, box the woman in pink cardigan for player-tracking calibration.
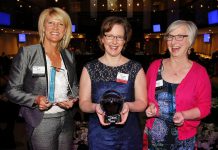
[143,20,211,149]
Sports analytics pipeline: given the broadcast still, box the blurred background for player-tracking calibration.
[0,0,218,150]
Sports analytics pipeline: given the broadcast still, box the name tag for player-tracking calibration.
[32,66,45,76]
[156,79,163,87]
[116,72,129,84]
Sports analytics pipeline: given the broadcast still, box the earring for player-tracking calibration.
[188,48,191,55]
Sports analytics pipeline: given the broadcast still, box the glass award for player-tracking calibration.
[100,90,124,124]
[48,66,78,104]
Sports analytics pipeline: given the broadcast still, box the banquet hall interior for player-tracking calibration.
[0,0,218,149]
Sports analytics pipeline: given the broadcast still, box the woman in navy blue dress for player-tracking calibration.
[79,16,147,150]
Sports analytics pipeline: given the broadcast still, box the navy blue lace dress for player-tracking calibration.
[85,59,143,150]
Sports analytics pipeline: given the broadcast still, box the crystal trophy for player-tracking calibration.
[100,90,124,123]
[48,66,78,104]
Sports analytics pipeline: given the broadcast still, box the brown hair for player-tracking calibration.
[98,16,132,50]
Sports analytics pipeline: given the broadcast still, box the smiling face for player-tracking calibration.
[166,25,191,58]
[43,15,66,44]
[101,24,126,57]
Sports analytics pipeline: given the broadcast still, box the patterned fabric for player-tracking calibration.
[145,59,211,140]
[147,64,196,150]
[85,59,143,150]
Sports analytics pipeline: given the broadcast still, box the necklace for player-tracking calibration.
[163,59,192,78]
[172,71,180,76]
[172,64,191,78]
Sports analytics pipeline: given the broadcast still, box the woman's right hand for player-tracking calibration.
[95,104,110,126]
[35,96,52,111]
[145,103,157,117]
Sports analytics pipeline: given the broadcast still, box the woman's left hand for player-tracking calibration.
[56,98,78,109]
[173,112,185,126]
[116,103,129,125]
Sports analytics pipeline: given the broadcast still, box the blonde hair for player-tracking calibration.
[38,7,72,49]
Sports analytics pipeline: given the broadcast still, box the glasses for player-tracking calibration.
[164,34,188,41]
[104,34,124,42]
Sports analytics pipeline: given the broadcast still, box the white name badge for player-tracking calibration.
[116,72,129,84]
[32,66,45,75]
[156,79,163,87]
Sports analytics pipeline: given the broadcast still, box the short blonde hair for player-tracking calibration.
[165,20,198,47]
[38,7,72,50]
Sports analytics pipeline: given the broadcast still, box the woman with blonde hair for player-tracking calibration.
[6,7,78,150]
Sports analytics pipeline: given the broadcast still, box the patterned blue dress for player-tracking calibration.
[147,64,195,150]
[85,59,143,150]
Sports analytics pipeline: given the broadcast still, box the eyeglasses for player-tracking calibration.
[164,34,188,41]
[104,34,125,42]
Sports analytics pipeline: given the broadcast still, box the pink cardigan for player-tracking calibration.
[145,59,211,140]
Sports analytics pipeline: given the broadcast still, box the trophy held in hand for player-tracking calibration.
[100,90,124,124]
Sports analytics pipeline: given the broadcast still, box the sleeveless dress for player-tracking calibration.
[147,63,195,150]
[85,59,143,150]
